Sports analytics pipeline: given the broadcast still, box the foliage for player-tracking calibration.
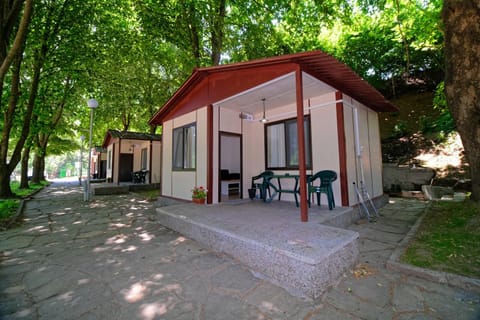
[430,82,456,135]
[0,181,47,225]
[0,0,465,197]
[134,189,161,202]
[401,200,480,278]
[0,199,19,222]
[10,181,48,197]
[191,186,207,199]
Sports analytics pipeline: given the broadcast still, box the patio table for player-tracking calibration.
[265,173,301,207]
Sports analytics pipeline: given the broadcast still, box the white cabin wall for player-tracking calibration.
[162,108,207,201]
[367,110,383,197]
[309,92,342,206]
[161,121,173,196]
[106,144,114,181]
[343,94,384,205]
[151,141,162,184]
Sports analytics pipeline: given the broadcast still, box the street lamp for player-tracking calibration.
[85,98,98,201]
[79,135,85,186]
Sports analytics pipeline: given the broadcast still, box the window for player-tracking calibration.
[141,148,148,170]
[265,117,311,169]
[172,123,196,170]
[108,150,112,169]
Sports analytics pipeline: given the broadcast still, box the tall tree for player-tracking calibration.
[442,1,480,201]
[0,0,33,197]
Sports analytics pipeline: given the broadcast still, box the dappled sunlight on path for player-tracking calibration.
[0,181,479,319]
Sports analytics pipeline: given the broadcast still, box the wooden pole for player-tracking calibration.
[295,67,308,222]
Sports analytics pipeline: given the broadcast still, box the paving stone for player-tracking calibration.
[210,263,260,293]
[1,182,479,319]
[0,292,31,316]
[395,313,439,320]
[0,235,34,251]
[334,273,392,308]
[307,304,362,320]
[36,282,116,319]
[392,283,425,313]
[202,293,265,320]
[243,280,315,319]
[180,275,211,304]
[324,287,395,320]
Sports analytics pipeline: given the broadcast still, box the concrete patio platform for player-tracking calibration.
[155,200,359,299]
[92,182,160,195]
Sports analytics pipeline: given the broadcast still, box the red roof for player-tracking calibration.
[149,50,397,125]
[102,129,161,148]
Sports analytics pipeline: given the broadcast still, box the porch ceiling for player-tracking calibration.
[214,72,333,115]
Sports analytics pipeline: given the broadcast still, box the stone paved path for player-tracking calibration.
[1,181,479,319]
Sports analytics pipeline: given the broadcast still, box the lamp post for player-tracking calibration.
[79,135,85,186]
[85,98,98,201]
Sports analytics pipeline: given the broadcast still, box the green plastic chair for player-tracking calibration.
[250,171,274,201]
[307,170,337,210]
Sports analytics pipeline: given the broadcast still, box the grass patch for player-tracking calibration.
[134,189,161,202]
[0,199,20,221]
[0,181,49,225]
[11,181,48,197]
[401,200,480,278]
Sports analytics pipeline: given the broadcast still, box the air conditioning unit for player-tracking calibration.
[239,112,254,121]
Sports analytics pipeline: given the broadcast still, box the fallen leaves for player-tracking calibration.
[351,263,377,279]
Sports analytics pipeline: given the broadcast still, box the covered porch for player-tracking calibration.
[151,51,396,223]
[155,199,361,299]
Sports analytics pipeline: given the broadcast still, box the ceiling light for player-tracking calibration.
[260,98,268,123]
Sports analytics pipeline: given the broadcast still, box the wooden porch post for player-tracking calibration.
[149,140,153,184]
[295,67,308,222]
[335,91,349,206]
[207,104,213,204]
[117,138,121,185]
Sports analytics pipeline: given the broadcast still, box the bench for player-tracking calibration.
[132,170,148,184]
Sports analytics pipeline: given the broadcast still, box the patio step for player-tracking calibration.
[155,202,359,299]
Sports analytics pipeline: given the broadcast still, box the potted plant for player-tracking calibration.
[191,186,207,204]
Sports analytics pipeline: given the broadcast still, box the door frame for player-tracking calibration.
[218,132,242,202]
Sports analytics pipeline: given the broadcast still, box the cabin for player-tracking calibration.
[101,130,162,185]
[149,50,396,221]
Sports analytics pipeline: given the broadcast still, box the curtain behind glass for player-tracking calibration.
[184,125,196,169]
[172,128,184,169]
[267,123,285,167]
[266,118,311,169]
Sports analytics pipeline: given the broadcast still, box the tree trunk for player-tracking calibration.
[0,164,14,197]
[31,148,46,183]
[31,153,42,184]
[0,1,33,198]
[442,1,480,201]
[0,45,23,198]
[20,144,31,189]
[210,0,226,66]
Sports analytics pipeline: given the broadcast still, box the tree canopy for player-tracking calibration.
[1,0,477,200]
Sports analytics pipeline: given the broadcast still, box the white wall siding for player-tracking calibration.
[162,120,173,196]
[310,98,341,206]
[368,110,383,198]
[162,108,208,201]
[219,107,242,134]
[196,107,208,191]
[343,95,384,205]
[242,119,265,196]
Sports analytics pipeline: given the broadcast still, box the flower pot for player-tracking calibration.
[192,197,205,204]
[248,188,256,200]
